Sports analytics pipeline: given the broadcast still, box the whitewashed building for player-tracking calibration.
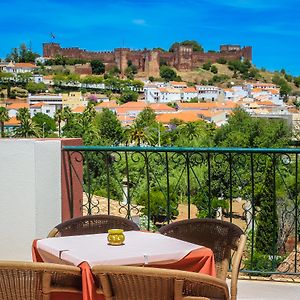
[144,85,160,103]
[30,102,56,118]
[28,94,62,110]
[195,85,223,101]
[181,87,198,101]
[159,87,182,103]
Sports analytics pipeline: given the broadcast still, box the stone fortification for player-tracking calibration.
[43,43,252,77]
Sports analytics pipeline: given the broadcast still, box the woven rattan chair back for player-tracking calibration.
[92,265,229,300]
[0,261,82,300]
[159,218,246,300]
[47,214,140,237]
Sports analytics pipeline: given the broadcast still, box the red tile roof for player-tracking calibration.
[72,106,85,113]
[4,116,20,126]
[120,101,147,109]
[30,102,47,108]
[182,87,197,93]
[96,100,118,108]
[7,103,29,110]
[14,63,37,68]
[170,81,187,86]
[178,101,238,110]
[149,103,175,112]
[157,111,201,123]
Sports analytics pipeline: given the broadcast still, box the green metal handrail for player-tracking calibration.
[63,145,300,277]
[63,145,300,153]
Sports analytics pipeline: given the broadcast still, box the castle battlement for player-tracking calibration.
[43,42,252,76]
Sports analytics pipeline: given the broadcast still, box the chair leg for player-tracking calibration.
[174,279,184,300]
[100,273,114,300]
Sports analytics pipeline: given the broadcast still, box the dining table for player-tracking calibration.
[32,231,216,300]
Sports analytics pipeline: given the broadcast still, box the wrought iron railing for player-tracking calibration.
[63,146,300,277]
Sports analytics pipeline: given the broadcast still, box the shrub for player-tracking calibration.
[202,61,212,71]
[243,251,285,276]
[217,57,227,64]
[136,189,179,224]
[210,65,218,74]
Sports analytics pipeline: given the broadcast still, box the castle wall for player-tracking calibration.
[43,43,252,74]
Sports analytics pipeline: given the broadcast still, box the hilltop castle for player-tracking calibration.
[43,43,252,77]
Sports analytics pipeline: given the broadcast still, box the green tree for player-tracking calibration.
[131,80,144,91]
[272,74,292,97]
[54,109,62,137]
[202,61,212,71]
[126,123,149,146]
[0,71,14,82]
[255,161,279,255]
[62,103,98,144]
[284,73,293,82]
[6,47,19,62]
[228,60,253,78]
[136,189,179,224]
[216,57,227,64]
[294,76,300,87]
[119,90,139,103]
[53,73,67,86]
[81,75,104,84]
[279,82,292,97]
[160,66,180,82]
[91,60,105,75]
[26,82,47,94]
[210,65,218,74]
[15,108,40,138]
[0,107,9,138]
[62,106,74,126]
[32,113,57,137]
[135,107,157,129]
[16,72,32,84]
[6,43,39,62]
[214,108,290,148]
[174,121,215,147]
[94,108,124,144]
[106,66,120,77]
[169,40,204,52]
[66,73,80,84]
[125,61,138,80]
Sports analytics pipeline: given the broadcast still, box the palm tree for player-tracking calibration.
[0,107,9,138]
[127,123,149,146]
[82,102,96,125]
[54,109,63,137]
[178,122,201,140]
[15,108,40,138]
[62,106,74,126]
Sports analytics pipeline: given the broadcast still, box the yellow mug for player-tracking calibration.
[107,229,125,246]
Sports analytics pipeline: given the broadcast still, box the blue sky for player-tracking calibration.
[1,0,299,76]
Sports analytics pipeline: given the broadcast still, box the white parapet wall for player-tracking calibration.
[0,139,62,260]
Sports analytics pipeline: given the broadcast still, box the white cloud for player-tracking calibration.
[207,0,283,10]
[132,19,146,25]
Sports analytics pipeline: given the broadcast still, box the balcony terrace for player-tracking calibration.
[1,140,300,299]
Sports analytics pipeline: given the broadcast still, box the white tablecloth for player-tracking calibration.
[37,231,202,267]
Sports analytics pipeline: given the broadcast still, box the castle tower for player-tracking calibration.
[144,51,160,78]
[174,45,193,71]
[43,43,61,58]
[114,48,130,75]
[220,45,252,62]
[241,46,252,62]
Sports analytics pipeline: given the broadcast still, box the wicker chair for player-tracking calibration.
[92,265,229,300]
[0,261,82,300]
[159,219,246,300]
[47,214,140,237]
